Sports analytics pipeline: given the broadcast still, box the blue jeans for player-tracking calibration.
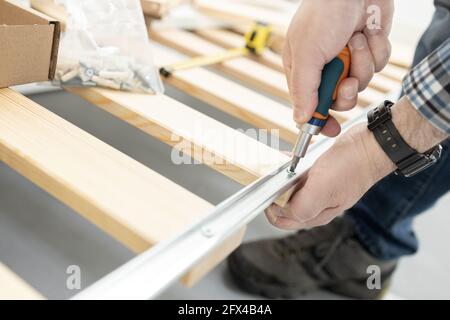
[348,4,450,260]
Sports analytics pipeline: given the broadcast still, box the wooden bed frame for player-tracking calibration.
[0,0,410,299]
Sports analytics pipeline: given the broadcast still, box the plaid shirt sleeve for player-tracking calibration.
[403,38,450,136]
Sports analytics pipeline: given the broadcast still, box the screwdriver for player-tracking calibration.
[289,47,351,173]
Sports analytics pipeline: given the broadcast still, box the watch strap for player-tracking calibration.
[367,101,442,177]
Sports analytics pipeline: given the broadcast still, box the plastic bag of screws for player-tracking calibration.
[54,0,164,94]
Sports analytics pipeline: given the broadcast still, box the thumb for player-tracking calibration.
[288,168,335,223]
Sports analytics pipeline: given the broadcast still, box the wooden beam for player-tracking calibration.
[30,0,289,175]
[370,73,402,93]
[0,263,43,300]
[0,88,241,286]
[30,0,67,29]
[29,0,294,193]
[195,0,289,38]
[193,28,404,94]
[357,88,387,107]
[380,64,409,82]
[224,0,298,13]
[194,28,285,72]
[195,0,415,70]
[31,0,398,112]
[141,0,188,19]
[153,29,392,108]
[29,0,299,143]
[152,29,291,101]
[30,0,186,26]
[68,87,288,185]
[389,43,414,69]
[153,46,298,143]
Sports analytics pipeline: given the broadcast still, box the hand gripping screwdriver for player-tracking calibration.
[289,47,351,173]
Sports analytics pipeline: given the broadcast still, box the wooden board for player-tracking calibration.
[30,0,290,180]
[195,0,289,38]
[30,0,68,29]
[153,46,299,143]
[30,0,186,26]
[68,87,288,185]
[193,28,408,88]
[194,28,285,72]
[0,263,43,300]
[154,45,367,138]
[152,29,393,108]
[152,29,291,101]
[29,0,298,144]
[195,0,415,69]
[0,88,243,286]
[142,0,188,19]
[381,64,409,82]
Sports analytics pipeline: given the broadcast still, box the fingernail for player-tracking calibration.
[266,205,280,224]
[366,26,380,36]
[342,84,357,99]
[349,34,366,51]
[271,205,283,217]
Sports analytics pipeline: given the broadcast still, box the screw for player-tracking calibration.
[286,168,296,176]
[85,68,95,78]
[201,226,215,238]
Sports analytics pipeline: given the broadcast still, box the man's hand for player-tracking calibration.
[266,97,447,230]
[284,0,394,137]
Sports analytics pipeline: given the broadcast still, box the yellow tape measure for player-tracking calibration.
[160,22,272,77]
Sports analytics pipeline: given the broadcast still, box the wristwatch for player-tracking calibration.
[367,101,442,178]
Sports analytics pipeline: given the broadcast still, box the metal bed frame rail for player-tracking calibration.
[73,113,368,300]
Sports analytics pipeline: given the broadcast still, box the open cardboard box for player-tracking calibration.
[0,0,60,88]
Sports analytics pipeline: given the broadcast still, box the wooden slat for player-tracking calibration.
[193,28,404,94]
[194,28,285,72]
[195,0,289,38]
[153,29,391,108]
[226,0,298,12]
[141,0,187,19]
[153,46,298,143]
[196,0,415,70]
[0,263,43,300]
[32,0,397,110]
[193,28,404,95]
[389,43,414,69]
[152,29,291,101]
[29,0,299,143]
[30,0,289,175]
[357,88,387,107]
[0,88,242,286]
[381,64,409,82]
[370,73,402,93]
[68,87,288,185]
[30,0,68,29]
[30,0,186,26]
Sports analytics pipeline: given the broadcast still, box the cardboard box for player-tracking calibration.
[0,0,60,88]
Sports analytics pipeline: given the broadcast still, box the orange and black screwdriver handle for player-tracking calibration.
[308,47,351,128]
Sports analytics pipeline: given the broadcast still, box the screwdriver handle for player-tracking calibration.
[309,47,351,128]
